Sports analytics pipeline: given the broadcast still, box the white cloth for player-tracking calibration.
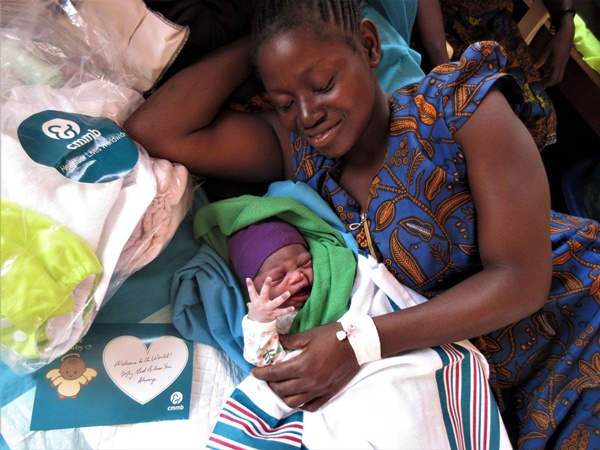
[94,147,156,306]
[208,255,513,449]
[0,131,122,253]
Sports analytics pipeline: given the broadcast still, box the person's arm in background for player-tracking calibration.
[537,0,576,87]
[412,0,451,72]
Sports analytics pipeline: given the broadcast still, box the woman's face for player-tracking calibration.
[257,24,380,160]
[253,244,314,311]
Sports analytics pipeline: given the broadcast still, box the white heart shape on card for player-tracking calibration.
[103,335,188,405]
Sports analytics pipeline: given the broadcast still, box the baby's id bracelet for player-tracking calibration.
[336,315,381,366]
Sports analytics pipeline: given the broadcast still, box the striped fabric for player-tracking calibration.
[208,343,510,449]
[208,390,303,450]
[434,343,503,450]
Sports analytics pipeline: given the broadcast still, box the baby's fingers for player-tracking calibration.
[270,291,291,309]
[247,277,275,303]
[272,306,296,318]
[245,278,260,300]
[267,291,294,318]
[259,277,273,299]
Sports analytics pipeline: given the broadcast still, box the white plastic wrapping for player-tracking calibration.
[0,0,193,373]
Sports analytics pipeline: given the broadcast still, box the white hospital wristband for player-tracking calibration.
[336,315,381,366]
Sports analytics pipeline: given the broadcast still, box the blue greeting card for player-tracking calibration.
[30,323,193,430]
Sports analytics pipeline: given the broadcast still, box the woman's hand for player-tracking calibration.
[534,14,575,87]
[250,322,359,411]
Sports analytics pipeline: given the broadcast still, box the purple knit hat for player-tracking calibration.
[227,219,307,282]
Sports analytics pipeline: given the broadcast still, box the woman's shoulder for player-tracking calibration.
[392,42,523,133]
[394,41,508,95]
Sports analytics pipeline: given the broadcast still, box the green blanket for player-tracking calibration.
[193,195,357,334]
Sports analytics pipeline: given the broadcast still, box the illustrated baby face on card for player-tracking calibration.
[45,354,98,400]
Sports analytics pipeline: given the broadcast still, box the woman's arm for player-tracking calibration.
[377,88,552,351]
[412,0,451,71]
[124,37,288,182]
[535,0,576,87]
[252,89,553,411]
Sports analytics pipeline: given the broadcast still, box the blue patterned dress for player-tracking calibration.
[292,42,600,449]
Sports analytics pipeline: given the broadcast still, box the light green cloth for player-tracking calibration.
[0,199,102,358]
[573,14,600,73]
[193,195,357,334]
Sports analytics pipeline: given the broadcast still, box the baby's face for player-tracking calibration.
[253,244,313,311]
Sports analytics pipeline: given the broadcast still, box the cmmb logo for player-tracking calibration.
[41,118,81,140]
[17,110,138,183]
[168,391,185,411]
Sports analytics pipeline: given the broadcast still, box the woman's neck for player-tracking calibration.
[343,88,390,172]
[338,88,391,210]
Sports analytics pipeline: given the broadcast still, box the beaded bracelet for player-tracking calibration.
[337,315,381,366]
[550,6,576,33]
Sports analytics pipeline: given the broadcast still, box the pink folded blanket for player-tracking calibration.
[114,158,193,278]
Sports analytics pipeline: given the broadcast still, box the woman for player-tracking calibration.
[125,1,599,447]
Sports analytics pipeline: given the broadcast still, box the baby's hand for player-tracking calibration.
[246,277,294,323]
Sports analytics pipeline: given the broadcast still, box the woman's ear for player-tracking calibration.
[359,18,382,68]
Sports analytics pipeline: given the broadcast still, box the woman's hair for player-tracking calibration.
[250,0,362,67]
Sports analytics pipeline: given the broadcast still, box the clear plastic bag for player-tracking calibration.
[1,0,132,94]
[1,0,188,95]
[0,0,192,373]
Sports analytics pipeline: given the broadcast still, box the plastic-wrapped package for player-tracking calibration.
[0,0,193,373]
[0,199,103,372]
